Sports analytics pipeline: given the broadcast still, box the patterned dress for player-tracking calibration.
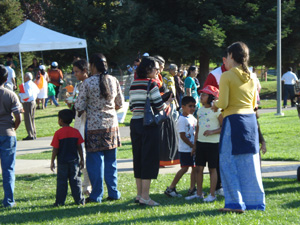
[75,74,124,152]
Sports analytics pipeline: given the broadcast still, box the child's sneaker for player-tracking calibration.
[185,194,204,200]
[187,187,197,196]
[215,188,224,196]
[204,194,216,202]
[164,187,182,197]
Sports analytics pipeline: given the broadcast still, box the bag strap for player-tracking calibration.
[146,79,152,97]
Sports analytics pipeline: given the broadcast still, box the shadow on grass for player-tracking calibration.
[13,174,56,182]
[35,114,58,120]
[282,200,300,209]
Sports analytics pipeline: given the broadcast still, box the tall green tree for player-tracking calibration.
[0,0,23,36]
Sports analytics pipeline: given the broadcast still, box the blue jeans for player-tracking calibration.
[45,95,59,107]
[55,162,84,205]
[86,149,120,202]
[0,136,16,207]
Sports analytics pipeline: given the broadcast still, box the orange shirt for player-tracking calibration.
[48,69,63,86]
[64,85,74,93]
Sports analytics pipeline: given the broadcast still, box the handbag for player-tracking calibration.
[143,79,168,126]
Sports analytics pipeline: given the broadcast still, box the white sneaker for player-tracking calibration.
[204,194,216,202]
[185,194,203,200]
[215,188,224,196]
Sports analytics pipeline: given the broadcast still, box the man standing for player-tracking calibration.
[19,72,40,140]
[5,61,16,91]
[281,67,298,108]
[0,65,22,207]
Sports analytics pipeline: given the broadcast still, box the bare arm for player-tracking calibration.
[50,147,59,172]
[13,112,21,130]
[186,88,192,96]
[192,123,199,156]
[180,132,194,149]
[77,144,84,170]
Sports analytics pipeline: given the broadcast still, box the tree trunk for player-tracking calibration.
[198,55,210,88]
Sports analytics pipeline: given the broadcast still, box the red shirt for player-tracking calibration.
[203,64,227,89]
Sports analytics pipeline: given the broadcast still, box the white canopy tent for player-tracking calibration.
[0,20,88,82]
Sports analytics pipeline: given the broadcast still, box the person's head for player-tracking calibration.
[199,85,219,106]
[51,61,58,69]
[33,58,38,65]
[226,42,250,74]
[187,65,198,77]
[39,65,46,75]
[134,58,140,66]
[142,52,150,57]
[6,60,13,67]
[89,53,110,99]
[169,64,178,76]
[181,96,196,115]
[0,64,8,86]
[58,109,74,126]
[68,80,72,86]
[24,72,33,82]
[136,56,159,79]
[153,55,165,73]
[73,59,88,81]
[288,67,293,72]
[6,53,13,61]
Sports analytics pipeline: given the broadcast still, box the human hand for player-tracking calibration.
[80,160,84,170]
[203,130,213,136]
[166,93,174,105]
[50,162,55,172]
[260,142,267,154]
[191,146,196,156]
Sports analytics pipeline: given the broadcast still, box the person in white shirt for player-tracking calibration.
[281,67,299,108]
[5,61,16,91]
[19,72,40,140]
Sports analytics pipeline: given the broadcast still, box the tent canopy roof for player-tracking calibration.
[0,20,87,53]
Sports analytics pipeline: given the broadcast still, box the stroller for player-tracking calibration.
[294,82,300,181]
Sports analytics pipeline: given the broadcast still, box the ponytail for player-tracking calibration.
[227,42,250,75]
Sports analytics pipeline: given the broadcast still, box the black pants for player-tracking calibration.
[283,84,295,107]
[55,162,84,205]
[130,119,160,179]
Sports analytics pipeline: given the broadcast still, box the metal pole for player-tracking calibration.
[19,51,24,84]
[85,46,89,72]
[275,0,284,116]
[41,51,44,64]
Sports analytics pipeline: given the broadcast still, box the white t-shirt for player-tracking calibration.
[5,66,15,84]
[176,115,197,153]
[281,71,298,85]
[197,107,221,143]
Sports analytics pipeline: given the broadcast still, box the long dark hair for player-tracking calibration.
[90,53,109,99]
[227,42,250,75]
[136,56,156,78]
[187,65,197,76]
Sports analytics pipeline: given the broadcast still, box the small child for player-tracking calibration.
[45,82,59,107]
[50,109,85,206]
[64,81,74,96]
[192,85,223,202]
[164,96,197,198]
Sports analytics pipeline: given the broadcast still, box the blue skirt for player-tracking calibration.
[219,114,265,211]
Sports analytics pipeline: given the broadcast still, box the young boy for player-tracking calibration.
[50,109,85,206]
[164,96,197,197]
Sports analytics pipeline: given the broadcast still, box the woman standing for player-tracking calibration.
[35,65,48,109]
[129,57,173,206]
[184,66,200,110]
[75,53,123,203]
[48,62,63,101]
[212,42,265,212]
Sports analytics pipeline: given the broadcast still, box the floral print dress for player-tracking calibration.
[75,74,124,152]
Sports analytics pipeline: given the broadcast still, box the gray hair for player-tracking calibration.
[25,72,33,80]
[169,64,178,71]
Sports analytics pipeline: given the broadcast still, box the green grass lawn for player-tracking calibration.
[259,110,300,161]
[0,174,299,224]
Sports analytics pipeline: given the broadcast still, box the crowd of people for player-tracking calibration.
[1,42,267,213]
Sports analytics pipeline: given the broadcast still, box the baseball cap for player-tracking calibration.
[39,65,46,70]
[127,65,130,67]
[51,61,58,67]
[199,85,219,98]
[142,52,149,57]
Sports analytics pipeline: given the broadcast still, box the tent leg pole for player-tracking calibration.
[19,52,24,83]
[41,51,44,64]
[85,47,89,66]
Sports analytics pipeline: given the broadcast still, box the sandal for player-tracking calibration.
[134,195,141,203]
[139,197,160,206]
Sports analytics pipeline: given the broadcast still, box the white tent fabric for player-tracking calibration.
[0,20,88,82]
[0,20,87,52]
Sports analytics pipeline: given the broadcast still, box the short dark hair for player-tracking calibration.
[0,64,8,85]
[73,59,88,72]
[58,109,74,125]
[181,96,196,106]
[6,61,12,66]
[288,67,293,72]
[153,55,165,65]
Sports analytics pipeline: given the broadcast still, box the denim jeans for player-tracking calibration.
[86,148,120,202]
[283,84,295,107]
[45,95,59,107]
[55,162,84,205]
[0,136,16,207]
